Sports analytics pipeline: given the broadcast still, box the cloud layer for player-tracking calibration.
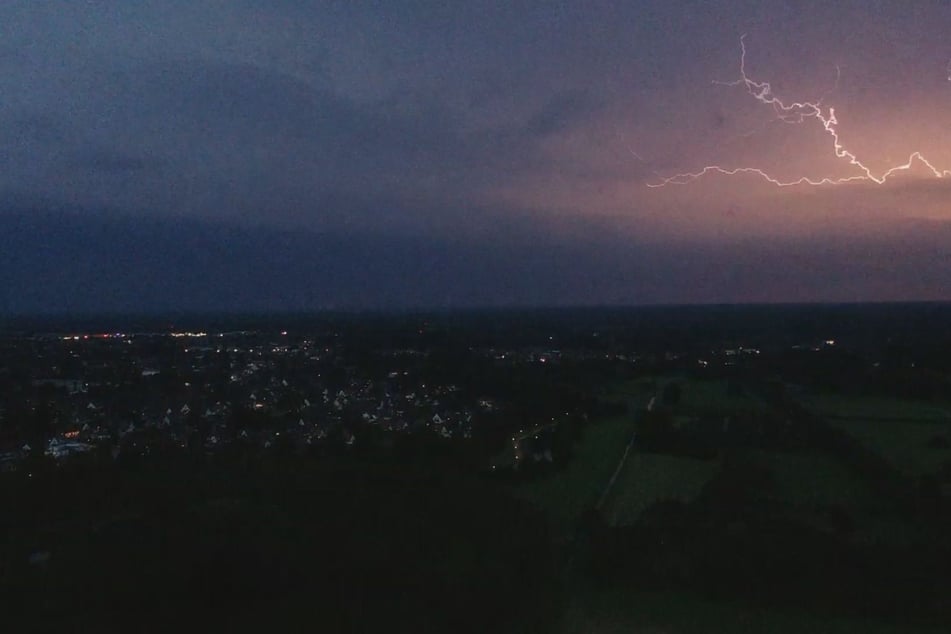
[1,1,950,309]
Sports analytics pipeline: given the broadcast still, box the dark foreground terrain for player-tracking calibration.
[2,304,951,632]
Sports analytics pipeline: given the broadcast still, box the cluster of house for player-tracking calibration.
[0,331,498,470]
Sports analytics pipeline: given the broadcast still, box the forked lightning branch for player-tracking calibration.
[648,36,951,188]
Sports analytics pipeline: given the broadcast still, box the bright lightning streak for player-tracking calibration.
[649,36,951,188]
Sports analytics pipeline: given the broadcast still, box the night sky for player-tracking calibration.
[2,1,950,313]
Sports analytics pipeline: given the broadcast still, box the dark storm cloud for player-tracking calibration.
[5,113,70,146]
[2,207,948,314]
[523,89,603,139]
[0,2,628,210]
[71,52,605,226]
[72,149,155,174]
[1,1,950,310]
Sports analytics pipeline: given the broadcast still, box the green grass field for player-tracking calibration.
[757,450,876,510]
[604,451,718,526]
[750,449,922,545]
[799,393,951,477]
[828,419,951,477]
[800,394,950,422]
[601,376,767,527]
[515,415,635,540]
[673,378,767,416]
[614,375,768,417]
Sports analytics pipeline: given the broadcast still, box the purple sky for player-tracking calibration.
[2,1,950,312]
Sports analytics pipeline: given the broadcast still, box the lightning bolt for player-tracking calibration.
[616,127,647,162]
[627,147,646,162]
[649,36,951,188]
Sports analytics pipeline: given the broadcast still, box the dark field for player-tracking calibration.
[2,303,951,631]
